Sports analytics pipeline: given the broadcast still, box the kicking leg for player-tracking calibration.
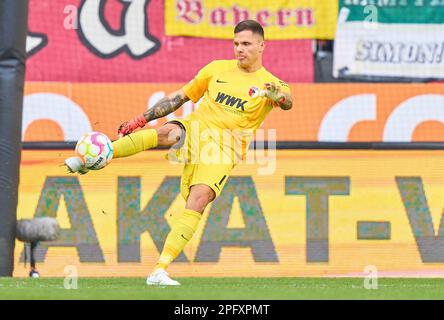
[65,123,183,173]
[112,122,182,157]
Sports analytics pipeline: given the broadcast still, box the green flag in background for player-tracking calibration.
[334,0,444,79]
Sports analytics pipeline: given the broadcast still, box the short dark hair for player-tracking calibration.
[234,20,264,39]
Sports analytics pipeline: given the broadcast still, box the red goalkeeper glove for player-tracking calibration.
[117,114,147,137]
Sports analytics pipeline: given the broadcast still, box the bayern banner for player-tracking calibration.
[165,0,338,40]
[333,0,444,80]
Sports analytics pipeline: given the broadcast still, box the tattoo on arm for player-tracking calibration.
[143,93,189,122]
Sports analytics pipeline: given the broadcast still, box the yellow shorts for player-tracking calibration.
[166,119,235,200]
[180,162,234,201]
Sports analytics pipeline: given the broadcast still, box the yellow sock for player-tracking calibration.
[112,129,158,158]
[156,209,202,270]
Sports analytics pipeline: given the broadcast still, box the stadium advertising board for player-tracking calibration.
[334,1,444,79]
[165,0,338,40]
[23,83,444,142]
[26,0,312,83]
[14,150,444,277]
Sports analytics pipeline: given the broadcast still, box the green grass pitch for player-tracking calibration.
[1,277,444,300]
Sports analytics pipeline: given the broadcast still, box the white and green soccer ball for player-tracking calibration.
[75,131,113,170]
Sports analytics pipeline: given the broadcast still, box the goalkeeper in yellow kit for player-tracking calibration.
[65,20,293,285]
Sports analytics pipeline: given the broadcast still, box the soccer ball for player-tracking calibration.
[75,131,113,170]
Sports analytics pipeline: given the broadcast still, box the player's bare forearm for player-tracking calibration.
[143,90,190,122]
[117,90,189,137]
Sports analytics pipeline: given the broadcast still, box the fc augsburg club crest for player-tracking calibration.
[249,86,260,98]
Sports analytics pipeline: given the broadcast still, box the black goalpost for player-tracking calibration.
[0,0,29,276]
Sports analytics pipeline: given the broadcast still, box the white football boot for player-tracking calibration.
[64,156,90,175]
[146,269,181,286]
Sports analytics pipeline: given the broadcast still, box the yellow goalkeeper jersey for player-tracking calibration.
[181,59,290,161]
